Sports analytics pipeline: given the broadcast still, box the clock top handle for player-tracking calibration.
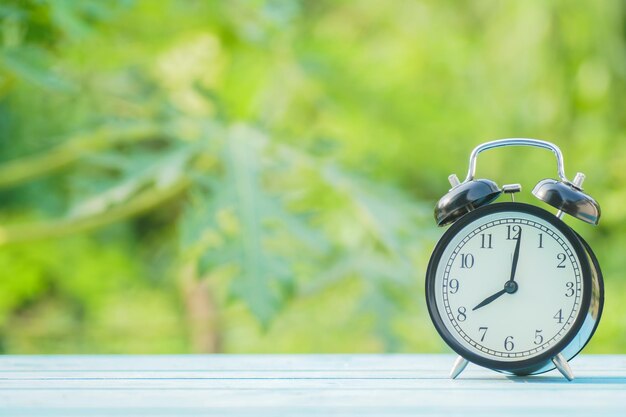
[464,138,569,184]
[434,138,601,226]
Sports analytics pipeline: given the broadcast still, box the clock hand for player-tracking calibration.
[472,288,507,311]
[508,228,522,283]
[473,232,523,311]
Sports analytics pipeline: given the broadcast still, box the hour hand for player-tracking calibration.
[472,289,507,311]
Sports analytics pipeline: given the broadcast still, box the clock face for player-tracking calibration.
[426,203,592,369]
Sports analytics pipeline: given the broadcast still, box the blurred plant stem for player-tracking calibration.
[0,177,190,245]
[0,122,160,189]
[179,262,221,353]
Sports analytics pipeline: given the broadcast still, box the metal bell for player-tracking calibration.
[532,173,601,225]
[435,176,501,226]
[434,139,601,226]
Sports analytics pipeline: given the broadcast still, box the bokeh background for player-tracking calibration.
[0,0,624,354]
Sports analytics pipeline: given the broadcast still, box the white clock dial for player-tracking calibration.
[432,210,584,362]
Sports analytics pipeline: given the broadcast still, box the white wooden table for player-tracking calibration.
[1,354,624,416]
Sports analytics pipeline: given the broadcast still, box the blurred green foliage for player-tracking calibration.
[0,0,624,354]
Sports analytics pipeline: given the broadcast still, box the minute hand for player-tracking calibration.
[508,229,522,283]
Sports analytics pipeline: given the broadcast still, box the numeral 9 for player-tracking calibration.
[449,279,459,294]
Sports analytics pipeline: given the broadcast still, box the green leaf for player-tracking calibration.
[49,0,93,39]
[180,125,337,326]
[221,125,284,324]
[68,144,197,218]
[0,47,73,91]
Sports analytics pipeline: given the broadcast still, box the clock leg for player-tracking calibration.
[449,356,469,379]
[552,353,574,381]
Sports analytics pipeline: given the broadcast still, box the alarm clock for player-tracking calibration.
[425,139,604,381]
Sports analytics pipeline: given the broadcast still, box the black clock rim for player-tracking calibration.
[571,231,604,351]
[425,202,593,372]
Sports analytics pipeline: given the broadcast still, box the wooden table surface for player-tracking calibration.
[0,354,624,416]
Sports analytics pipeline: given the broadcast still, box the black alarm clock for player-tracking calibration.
[425,139,604,381]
